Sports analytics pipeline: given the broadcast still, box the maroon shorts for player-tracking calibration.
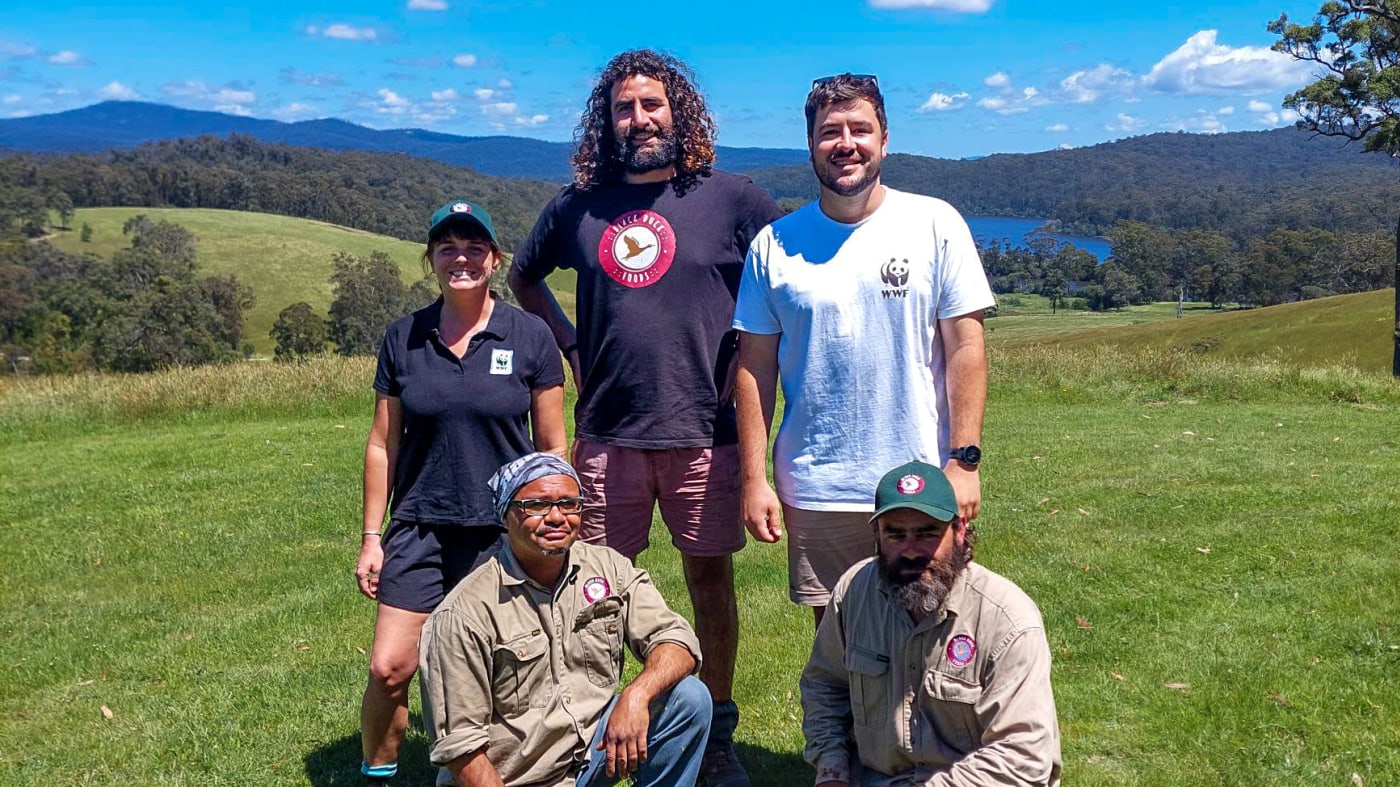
[571,440,745,558]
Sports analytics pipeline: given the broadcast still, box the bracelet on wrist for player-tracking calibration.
[562,343,578,356]
[361,530,382,538]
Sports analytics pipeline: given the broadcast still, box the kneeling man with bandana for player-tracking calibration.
[801,460,1061,787]
[420,453,711,786]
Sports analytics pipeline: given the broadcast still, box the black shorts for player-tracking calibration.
[377,521,503,613]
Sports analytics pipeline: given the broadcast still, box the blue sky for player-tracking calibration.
[0,0,1326,159]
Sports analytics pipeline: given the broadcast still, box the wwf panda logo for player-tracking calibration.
[881,258,910,287]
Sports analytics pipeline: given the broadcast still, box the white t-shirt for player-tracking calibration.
[732,187,995,510]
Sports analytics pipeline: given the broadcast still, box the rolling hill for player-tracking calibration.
[45,207,578,356]
[994,290,1396,375]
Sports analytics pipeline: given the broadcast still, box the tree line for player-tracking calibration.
[0,134,561,251]
[983,220,1395,311]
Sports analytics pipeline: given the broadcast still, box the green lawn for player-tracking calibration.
[3,347,1398,785]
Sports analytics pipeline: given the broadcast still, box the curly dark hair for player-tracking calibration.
[571,49,716,191]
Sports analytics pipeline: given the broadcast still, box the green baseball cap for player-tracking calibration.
[428,199,498,244]
[870,459,958,524]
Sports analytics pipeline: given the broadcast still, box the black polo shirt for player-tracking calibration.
[373,298,565,527]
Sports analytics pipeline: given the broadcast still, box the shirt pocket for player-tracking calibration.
[845,645,890,727]
[492,631,550,714]
[919,670,983,754]
[578,597,624,688]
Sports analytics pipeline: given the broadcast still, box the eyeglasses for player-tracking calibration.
[510,497,585,516]
[811,73,879,90]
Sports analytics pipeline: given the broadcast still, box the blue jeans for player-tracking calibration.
[577,676,712,787]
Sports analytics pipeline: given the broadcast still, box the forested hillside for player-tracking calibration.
[0,135,561,251]
[752,128,1400,240]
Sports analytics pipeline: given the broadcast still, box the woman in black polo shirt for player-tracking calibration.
[354,200,566,786]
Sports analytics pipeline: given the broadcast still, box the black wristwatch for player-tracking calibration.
[949,445,982,468]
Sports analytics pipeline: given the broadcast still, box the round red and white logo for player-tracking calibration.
[582,576,611,605]
[598,210,676,288]
[897,474,925,495]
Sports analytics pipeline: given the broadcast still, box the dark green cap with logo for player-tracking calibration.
[870,459,958,523]
[429,199,498,244]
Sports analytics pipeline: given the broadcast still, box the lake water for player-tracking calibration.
[966,215,1112,262]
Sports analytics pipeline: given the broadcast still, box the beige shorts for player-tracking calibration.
[782,505,877,607]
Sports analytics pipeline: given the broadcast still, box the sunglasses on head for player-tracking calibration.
[811,73,879,90]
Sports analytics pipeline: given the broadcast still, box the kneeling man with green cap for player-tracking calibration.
[800,460,1061,787]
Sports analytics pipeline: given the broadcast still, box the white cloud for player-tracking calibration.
[272,102,318,120]
[1247,99,1273,113]
[497,78,513,89]
[307,23,378,41]
[1143,30,1314,94]
[918,91,969,112]
[1105,113,1147,133]
[978,96,1008,112]
[1166,111,1228,133]
[514,114,549,126]
[407,0,448,9]
[1022,87,1038,99]
[482,101,518,116]
[377,88,410,109]
[215,103,252,116]
[868,0,994,11]
[2,41,36,58]
[430,88,459,101]
[1255,107,1301,126]
[98,81,139,100]
[2,94,20,105]
[1217,105,1235,115]
[1058,63,1134,103]
[162,81,256,106]
[47,50,92,67]
[452,53,478,67]
[1045,123,1069,132]
[984,71,1010,89]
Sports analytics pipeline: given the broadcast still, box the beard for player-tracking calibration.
[878,542,971,616]
[814,154,881,198]
[616,123,679,174]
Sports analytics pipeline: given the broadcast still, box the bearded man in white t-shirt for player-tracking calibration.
[731,73,996,625]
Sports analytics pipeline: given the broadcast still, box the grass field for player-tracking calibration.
[3,342,1398,786]
[989,290,1397,376]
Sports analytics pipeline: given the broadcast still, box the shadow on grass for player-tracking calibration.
[738,741,813,787]
[301,724,809,786]
[303,713,436,787]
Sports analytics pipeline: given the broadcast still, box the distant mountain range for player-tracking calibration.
[0,101,809,182]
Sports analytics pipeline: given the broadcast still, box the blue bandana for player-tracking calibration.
[487,452,580,524]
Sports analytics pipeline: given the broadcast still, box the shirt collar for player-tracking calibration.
[498,540,581,596]
[875,562,973,628]
[425,295,511,343]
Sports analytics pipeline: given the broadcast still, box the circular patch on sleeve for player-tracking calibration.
[946,634,976,667]
[582,576,611,605]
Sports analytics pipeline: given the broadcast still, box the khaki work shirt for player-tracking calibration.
[419,540,702,787]
[801,559,1061,787]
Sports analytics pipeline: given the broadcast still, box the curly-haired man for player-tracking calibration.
[509,49,783,787]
